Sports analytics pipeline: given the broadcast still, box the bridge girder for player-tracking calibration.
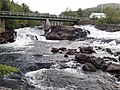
[0,15,79,23]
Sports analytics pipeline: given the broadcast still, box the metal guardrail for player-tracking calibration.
[0,11,80,20]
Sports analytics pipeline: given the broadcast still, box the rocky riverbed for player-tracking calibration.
[95,24,120,32]
[0,25,120,90]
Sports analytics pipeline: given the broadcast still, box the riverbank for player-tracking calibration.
[95,24,120,32]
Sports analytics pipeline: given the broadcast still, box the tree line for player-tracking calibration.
[98,7,120,25]
[60,6,120,25]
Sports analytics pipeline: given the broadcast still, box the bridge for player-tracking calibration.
[0,11,80,32]
[0,11,80,22]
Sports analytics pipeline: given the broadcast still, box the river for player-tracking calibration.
[0,25,120,90]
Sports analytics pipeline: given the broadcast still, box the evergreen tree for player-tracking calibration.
[77,8,83,17]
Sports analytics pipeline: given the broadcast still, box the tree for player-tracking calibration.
[1,0,10,11]
[21,3,30,12]
[77,8,83,17]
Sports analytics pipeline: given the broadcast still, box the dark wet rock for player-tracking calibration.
[59,63,70,69]
[101,39,115,43]
[51,63,70,69]
[0,78,35,90]
[82,63,96,72]
[51,47,67,54]
[95,24,120,32]
[59,47,67,51]
[35,62,54,69]
[46,26,88,40]
[106,48,113,55]
[115,72,120,82]
[59,51,63,54]
[114,73,120,82]
[116,77,120,82]
[75,53,92,63]
[66,49,77,55]
[51,48,59,53]
[114,51,120,56]
[79,46,96,54]
[26,34,38,41]
[26,63,39,71]
[9,71,24,80]
[91,57,105,69]
[105,63,120,73]
[0,30,16,44]
[101,64,109,71]
[118,56,120,62]
[64,54,68,58]
[103,57,118,62]
[86,30,90,34]
[33,54,43,57]
[94,46,97,48]
[101,39,120,45]
[97,46,102,50]
[95,46,104,51]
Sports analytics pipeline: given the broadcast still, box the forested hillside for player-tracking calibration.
[84,3,120,17]
[60,3,120,25]
[0,0,40,30]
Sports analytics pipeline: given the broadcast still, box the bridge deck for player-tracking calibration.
[0,11,80,22]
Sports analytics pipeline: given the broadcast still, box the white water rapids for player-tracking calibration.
[11,25,120,90]
[12,25,120,48]
[1,25,120,89]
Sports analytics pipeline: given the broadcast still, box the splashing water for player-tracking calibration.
[0,25,120,89]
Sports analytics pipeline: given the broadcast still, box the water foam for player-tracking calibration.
[79,25,120,40]
[25,68,86,90]
[3,27,59,47]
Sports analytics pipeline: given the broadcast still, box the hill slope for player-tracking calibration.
[84,3,120,17]
[97,3,120,9]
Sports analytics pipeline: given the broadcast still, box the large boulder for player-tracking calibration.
[75,53,92,63]
[0,30,16,44]
[91,57,105,69]
[66,49,77,55]
[46,26,89,40]
[105,48,113,55]
[78,46,95,54]
[82,63,96,72]
[105,63,120,73]
[51,48,60,53]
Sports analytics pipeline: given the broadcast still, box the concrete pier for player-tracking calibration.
[44,19,51,32]
[0,19,5,33]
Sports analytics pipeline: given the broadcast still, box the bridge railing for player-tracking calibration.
[0,11,80,20]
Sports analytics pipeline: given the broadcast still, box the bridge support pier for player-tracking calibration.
[44,19,51,33]
[0,19,5,33]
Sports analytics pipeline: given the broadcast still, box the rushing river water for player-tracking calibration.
[0,25,120,90]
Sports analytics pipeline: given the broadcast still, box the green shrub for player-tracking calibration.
[97,18,107,26]
[0,64,18,77]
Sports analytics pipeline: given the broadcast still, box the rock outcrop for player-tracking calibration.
[0,30,16,44]
[95,24,120,32]
[75,53,92,63]
[46,26,89,40]
[78,46,96,54]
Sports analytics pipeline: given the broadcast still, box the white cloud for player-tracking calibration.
[13,0,120,15]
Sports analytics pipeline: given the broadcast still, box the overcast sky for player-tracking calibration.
[13,0,120,15]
